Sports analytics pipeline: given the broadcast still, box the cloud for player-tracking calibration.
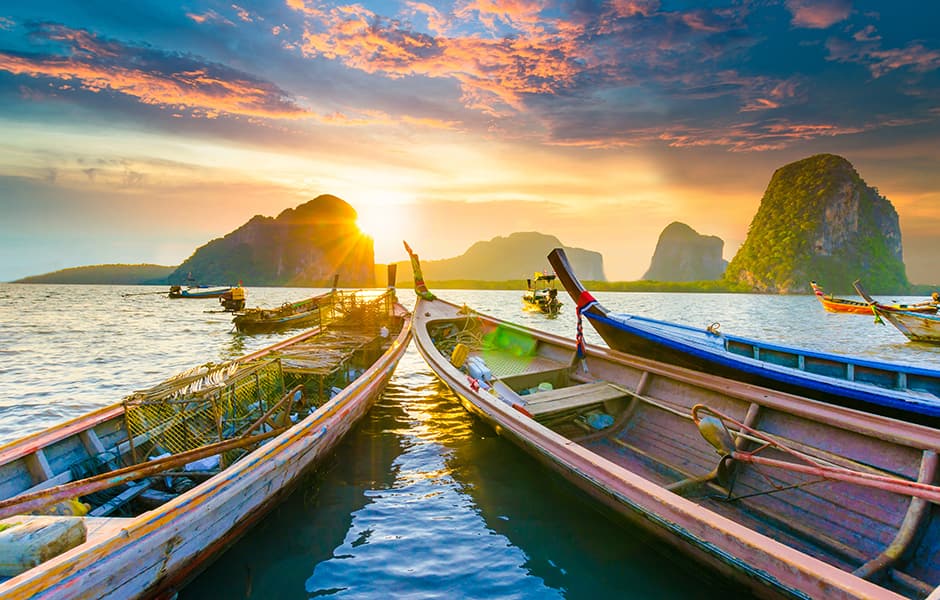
[785,0,851,29]
[0,23,309,120]
[186,10,235,26]
[827,36,940,78]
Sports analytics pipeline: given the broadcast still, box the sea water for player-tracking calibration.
[1,284,938,598]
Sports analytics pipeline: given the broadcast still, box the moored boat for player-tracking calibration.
[218,284,247,312]
[812,281,937,315]
[405,243,940,600]
[168,284,234,299]
[522,272,562,316]
[0,286,411,598]
[855,281,940,345]
[547,248,940,426]
[233,275,339,334]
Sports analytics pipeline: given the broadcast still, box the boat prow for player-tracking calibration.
[0,288,411,598]
[407,242,940,600]
[548,248,940,426]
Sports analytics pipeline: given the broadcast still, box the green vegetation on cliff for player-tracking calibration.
[725,154,908,294]
[13,264,175,284]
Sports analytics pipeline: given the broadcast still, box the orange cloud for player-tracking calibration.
[0,25,308,120]
[292,1,585,116]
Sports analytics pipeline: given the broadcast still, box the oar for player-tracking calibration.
[0,427,284,520]
[121,290,169,298]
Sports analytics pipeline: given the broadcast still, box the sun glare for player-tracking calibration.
[356,199,411,263]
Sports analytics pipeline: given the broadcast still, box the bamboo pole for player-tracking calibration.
[0,428,285,521]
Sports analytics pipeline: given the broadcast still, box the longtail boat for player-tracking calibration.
[168,285,234,299]
[811,281,937,315]
[233,275,340,334]
[547,248,940,426]
[522,272,562,316]
[0,281,411,598]
[855,281,940,345]
[405,243,940,600]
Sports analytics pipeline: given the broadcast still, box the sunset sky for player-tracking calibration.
[1,1,939,283]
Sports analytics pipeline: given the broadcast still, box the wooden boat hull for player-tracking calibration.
[411,295,939,600]
[548,250,940,427]
[874,310,940,344]
[169,287,233,299]
[521,295,562,315]
[233,288,338,334]
[0,306,412,598]
[812,282,937,315]
[233,309,321,334]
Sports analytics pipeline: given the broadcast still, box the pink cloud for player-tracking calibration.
[0,26,307,120]
[610,0,659,18]
[187,10,235,26]
[786,0,851,29]
[293,2,586,116]
[827,37,940,78]
[853,25,880,42]
[232,5,254,23]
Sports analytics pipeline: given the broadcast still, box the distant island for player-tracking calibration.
[12,158,938,293]
[13,264,175,285]
[643,222,727,282]
[393,232,605,282]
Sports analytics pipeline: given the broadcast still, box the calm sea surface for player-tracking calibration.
[2,283,939,598]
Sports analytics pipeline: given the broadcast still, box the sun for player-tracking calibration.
[355,199,411,263]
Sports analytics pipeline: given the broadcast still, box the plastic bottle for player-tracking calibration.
[467,359,484,380]
[467,356,492,382]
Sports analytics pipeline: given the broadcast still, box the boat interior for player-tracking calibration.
[427,313,940,599]
[0,291,405,579]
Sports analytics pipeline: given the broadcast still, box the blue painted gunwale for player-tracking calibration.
[585,310,940,419]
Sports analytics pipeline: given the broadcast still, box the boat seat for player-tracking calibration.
[524,382,627,418]
[480,352,568,380]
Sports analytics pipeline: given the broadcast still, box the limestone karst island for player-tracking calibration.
[3,2,940,597]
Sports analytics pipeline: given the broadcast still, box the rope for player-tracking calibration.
[575,290,597,360]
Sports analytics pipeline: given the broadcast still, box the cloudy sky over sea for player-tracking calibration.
[1,1,938,281]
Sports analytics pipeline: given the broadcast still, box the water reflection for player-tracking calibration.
[185,349,753,599]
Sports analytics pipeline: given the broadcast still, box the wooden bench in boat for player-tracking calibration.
[524,382,628,418]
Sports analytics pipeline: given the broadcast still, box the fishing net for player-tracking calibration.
[123,290,399,464]
[123,359,285,462]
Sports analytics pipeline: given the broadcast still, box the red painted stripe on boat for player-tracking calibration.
[577,290,596,309]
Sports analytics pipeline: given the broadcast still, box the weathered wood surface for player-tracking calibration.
[525,382,626,417]
[412,291,939,600]
[0,308,412,599]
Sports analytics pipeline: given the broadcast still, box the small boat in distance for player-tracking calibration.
[811,281,938,315]
[168,284,234,299]
[855,280,940,345]
[0,283,411,598]
[405,242,940,600]
[522,271,562,316]
[547,248,940,426]
[233,275,340,334]
[219,284,247,312]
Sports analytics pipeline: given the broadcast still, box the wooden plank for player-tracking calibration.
[23,452,54,485]
[526,382,626,417]
[79,431,106,457]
